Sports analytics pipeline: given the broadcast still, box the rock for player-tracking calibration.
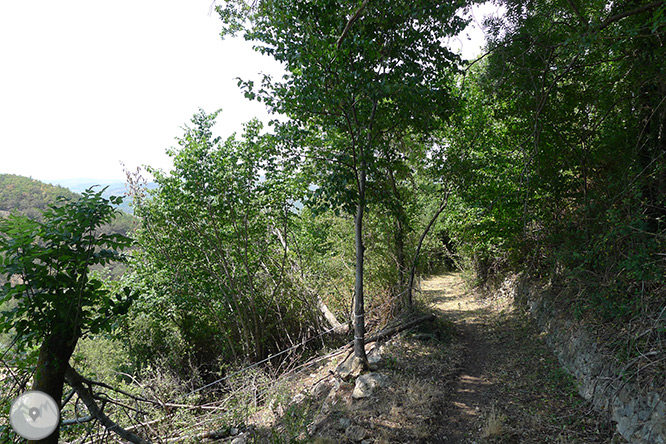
[231,433,247,444]
[345,424,367,442]
[230,427,239,435]
[291,393,306,405]
[336,355,365,379]
[367,344,383,366]
[352,372,387,399]
[312,380,332,398]
[308,413,328,434]
[339,417,351,429]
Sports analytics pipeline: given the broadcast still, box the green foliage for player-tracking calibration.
[0,188,133,443]
[0,174,138,281]
[443,1,666,320]
[216,2,473,362]
[218,0,469,207]
[0,188,134,350]
[130,110,318,373]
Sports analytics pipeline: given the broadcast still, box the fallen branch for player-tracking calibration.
[335,314,437,376]
[365,314,436,344]
[318,296,350,334]
[62,415,94,426]
[76,370,152,404]
[164,427,232,443]
[64,365,152,444]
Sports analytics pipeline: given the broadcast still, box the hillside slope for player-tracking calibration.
[0,174,136,237]
[169,274,618,443]
[0,174,79,219]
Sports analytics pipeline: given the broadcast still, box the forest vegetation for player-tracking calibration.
[1,0,664,442]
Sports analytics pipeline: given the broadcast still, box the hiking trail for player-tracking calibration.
[421,273,618,443]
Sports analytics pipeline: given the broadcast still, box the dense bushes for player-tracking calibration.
[441,1,666,319]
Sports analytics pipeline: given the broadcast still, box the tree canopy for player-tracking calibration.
[217,0,471,365]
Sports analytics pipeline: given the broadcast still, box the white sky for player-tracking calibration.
[0,1,492,183]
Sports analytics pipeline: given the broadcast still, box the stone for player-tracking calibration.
[230,427,239,435]
[345,424,367,442]
[308,414,328,434]
[336,355,365,379]
[231,433,247,444]
[352,372,387,399]
[339,417,351,429]
[312,380,332,399]
[291,393,306,404]
[616,414,633,439]
[367,344,383,366]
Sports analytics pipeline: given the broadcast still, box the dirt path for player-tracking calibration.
[421,273,619,443]
[249,273,620,443]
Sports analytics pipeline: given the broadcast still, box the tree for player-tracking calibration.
[131,110,318,371]
[441,0,666,323]
[0,188,133,444]
[217,0,469,366]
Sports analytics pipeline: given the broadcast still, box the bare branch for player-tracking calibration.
[336,0,371,48]
[64,365,152,444]
[598,1,664,30]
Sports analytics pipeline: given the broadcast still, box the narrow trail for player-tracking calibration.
[420,273,618,444]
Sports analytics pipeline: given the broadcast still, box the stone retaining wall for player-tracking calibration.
[494,275,665,444]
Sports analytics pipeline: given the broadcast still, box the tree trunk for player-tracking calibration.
[406,194,449,306]
[28,332,78,444]
[353,169,368,366]
[387,167,407,291]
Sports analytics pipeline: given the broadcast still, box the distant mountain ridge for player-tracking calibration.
[44,178,128,194]
[0,174,137,279]
[42,178,157,214]
[0,174,136,235]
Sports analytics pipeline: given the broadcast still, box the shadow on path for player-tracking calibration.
[421,273,617,444]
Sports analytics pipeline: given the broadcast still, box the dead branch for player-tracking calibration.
[64,365,153,444]
[365,314,436,344]
[62,415,94,426]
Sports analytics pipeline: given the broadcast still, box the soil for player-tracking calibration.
[422,273,620,443]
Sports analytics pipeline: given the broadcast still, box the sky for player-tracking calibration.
[0,1,494,183]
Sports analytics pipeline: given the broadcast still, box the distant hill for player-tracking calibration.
[0,174,80,220]
[0,174,137,238]
[0,174,138,279]
[43,178,157,214]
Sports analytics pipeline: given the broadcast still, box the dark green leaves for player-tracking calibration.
[0,188,133,350]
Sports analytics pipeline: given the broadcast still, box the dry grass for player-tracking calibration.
[481,404,506,438]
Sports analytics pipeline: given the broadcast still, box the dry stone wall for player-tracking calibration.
[493,275,665,444]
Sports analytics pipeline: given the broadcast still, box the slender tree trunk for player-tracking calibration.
[353,167,368,366]
[387,168,407,290]
[29,332,78,444]
[406,194,449,306]
[395,219,406,285]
